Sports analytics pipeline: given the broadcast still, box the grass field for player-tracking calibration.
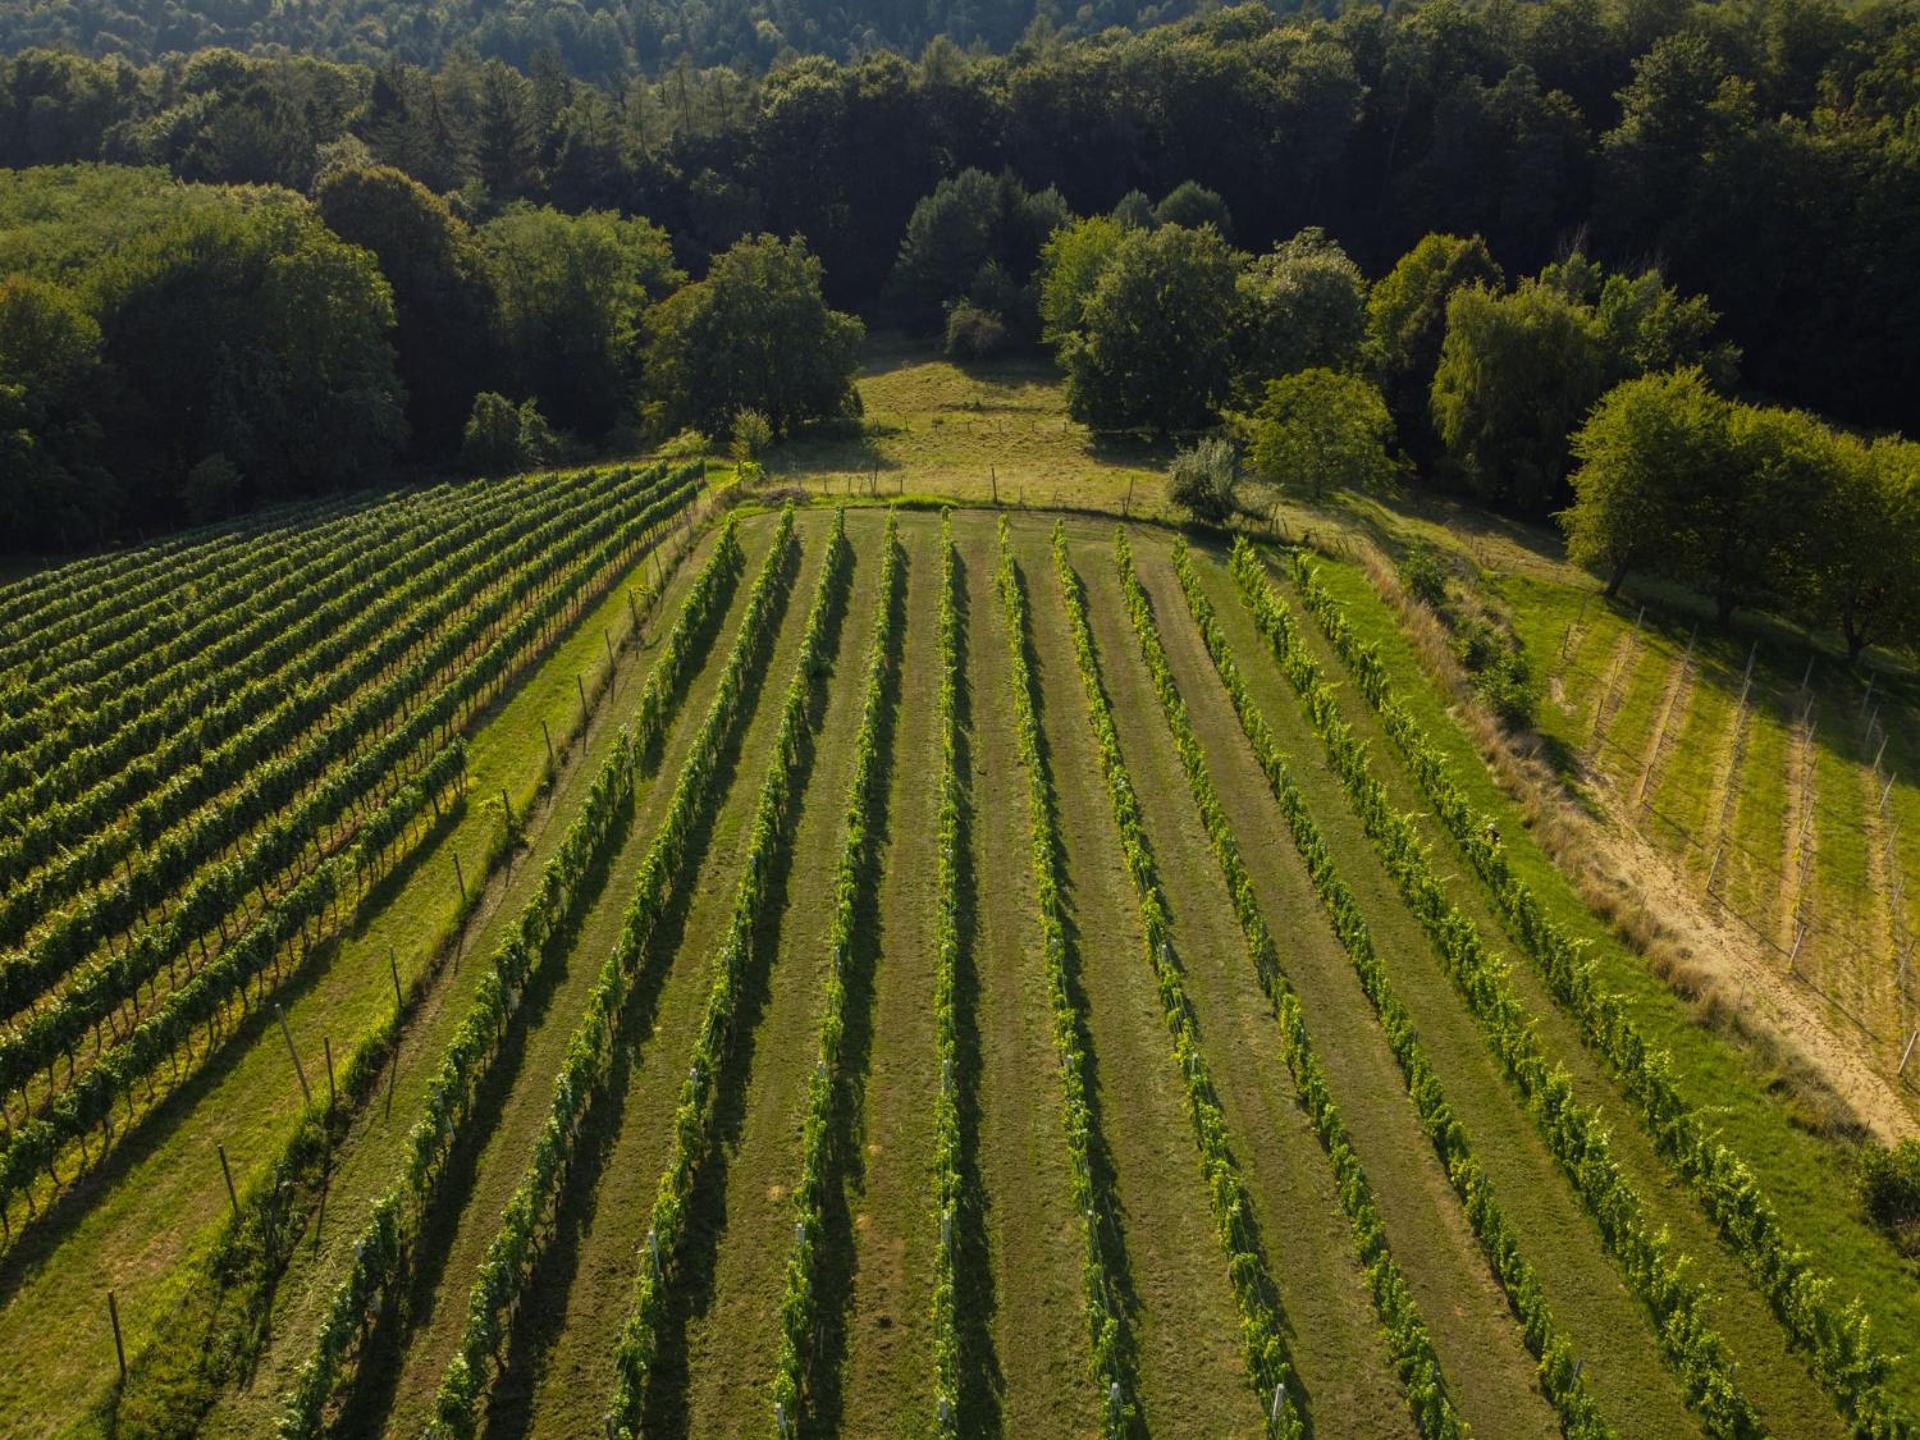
[2,350,1918,1440]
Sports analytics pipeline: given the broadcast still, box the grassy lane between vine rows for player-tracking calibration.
[189,511,748,1440]
[597,509,851,1439]
[346,513,811,1439]
[0,486,714,1440]
[1192,545,1728,1439]
[820,521,943,1436]
[1158,538,1707,1440]
[827,515,943,1427]
[1084,528,1568,1440]
[1296,551,1920,1412]
[1261,551,1887,1437]
[1236,551,1791,1437]
[650,513,881,1439]
[1015,520,1266,1437]
[492,511,853,1440]
[955,519,1102,1438]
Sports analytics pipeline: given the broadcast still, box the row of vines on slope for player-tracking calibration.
[1229,544,1764,1439]
[278,512,750,1440]
[602,506,844,1440]
[929,512,966,1435]
[993,517,1138,1436]
[1117,528,1525,1438]
[1282,547,1911,1440]
[1051,523,1306,1440]
[1160,535,1616,1440]
[770,514,904,1434]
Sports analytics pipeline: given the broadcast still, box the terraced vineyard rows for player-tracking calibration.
[1,498,1912,1440]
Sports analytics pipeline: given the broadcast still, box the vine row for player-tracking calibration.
[602,506,844,1440]
[1162,536,1614,1440]
[993,516,1137,1436]
[1051,523,1302,1440]
[1283,548,1911,1439]
[277,514,749,1440]
[1230,543,1760,1439]
[769,513,903,1433]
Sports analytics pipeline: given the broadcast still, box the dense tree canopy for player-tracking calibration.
[0,0,1914,438]
[1564,373,1920,651]
[643,233,862,438]
[1053,221,1242,437]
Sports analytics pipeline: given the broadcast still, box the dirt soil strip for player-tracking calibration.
[1015,521,1264,1437]
[840,522,943,1434]
[956,519,1102,1438]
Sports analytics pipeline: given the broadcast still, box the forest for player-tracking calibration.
[2,0,1919,625]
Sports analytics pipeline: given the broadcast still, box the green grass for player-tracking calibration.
[13,492,711,1440]
[17,342,1920,1440]
[1297,553,1920,1418]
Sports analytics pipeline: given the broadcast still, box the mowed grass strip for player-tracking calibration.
[1046,520,1296,1438]
[498,511,852,1440]
[1280,554,1901,1435]
[360,510,813,1439]
[189,514,750,1440]
[1190,550,1731,1434]
[1135,532,1590,1440]
[657,513,881,1438]
[0,485,715,1440]
[958,516,1102,1437]
[835,520,944,1433]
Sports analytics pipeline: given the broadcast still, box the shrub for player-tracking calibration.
[1166,437,1239,523]
[1860,1140,1920,1253]
[944,301,1008,361]
[183,453,242,521]
[729,408,772,463]
[657,426,711,461]
[1399,543,1449,609]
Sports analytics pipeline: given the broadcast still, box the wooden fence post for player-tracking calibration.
[217,1142,238,1216]
[275,1006,312,1107]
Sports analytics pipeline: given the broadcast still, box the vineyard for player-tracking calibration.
[1,495,1916,1440]
[1506,564,1920,1095]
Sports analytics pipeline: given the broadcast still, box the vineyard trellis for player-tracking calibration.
[1282,547,1914,1439]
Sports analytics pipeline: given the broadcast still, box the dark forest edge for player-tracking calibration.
[2,0,1918,652]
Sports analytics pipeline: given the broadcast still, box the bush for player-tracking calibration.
[1399,543,1450,609]
[1860,1140,1920,1253]
[1167,437,1239,524]
[730,408,772,463]
[658,426,711,461]
[944,301,1008,361]
[183,453,242,522]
